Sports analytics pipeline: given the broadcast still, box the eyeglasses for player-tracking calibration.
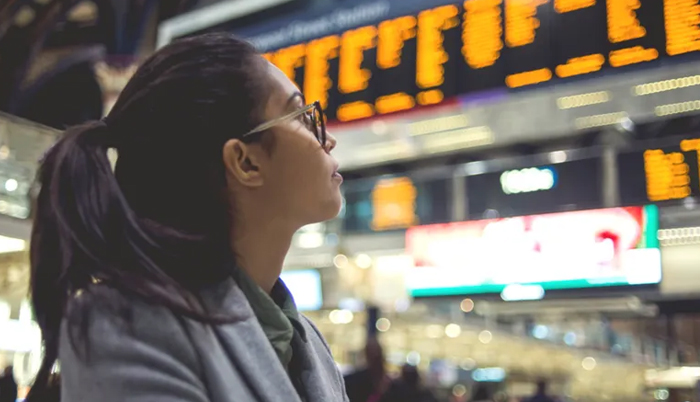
[242,100,327,147]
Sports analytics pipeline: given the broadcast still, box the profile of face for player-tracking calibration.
[222,60,343,229]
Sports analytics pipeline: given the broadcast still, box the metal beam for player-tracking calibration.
[0,0,29,39]
[0,0,81,112]
[157,0,293,48]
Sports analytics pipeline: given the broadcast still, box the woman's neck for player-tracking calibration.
[230,213,295,293]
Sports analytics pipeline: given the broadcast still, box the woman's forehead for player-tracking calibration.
[264,62,302,111]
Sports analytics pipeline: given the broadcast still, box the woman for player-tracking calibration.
[28,33,348,402]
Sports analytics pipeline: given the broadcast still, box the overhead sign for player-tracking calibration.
[162,0,700,171]
[405,205,661,297]
[225,0,700,122]
[161,0,700,172]
[371,177,419,231]
[342,175,451,233]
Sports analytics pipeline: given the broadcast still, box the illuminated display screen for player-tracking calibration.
[252,0,700,122]
[619,137,700,205]
[342,176,452,233]
[279,270,323,311]
[405,205,661,297]
[466,158,602,219]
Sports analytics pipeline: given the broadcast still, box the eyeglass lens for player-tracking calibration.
[313,103,326,146]
[303,103,326,146]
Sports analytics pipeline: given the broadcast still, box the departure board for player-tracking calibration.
[257,0,700,122]
[619,137,700,205]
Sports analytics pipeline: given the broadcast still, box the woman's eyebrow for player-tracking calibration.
[286,92,305,110]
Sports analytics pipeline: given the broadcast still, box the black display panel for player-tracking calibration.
[466,159,603,219]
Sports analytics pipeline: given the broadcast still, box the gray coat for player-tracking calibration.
[59,278,350,402]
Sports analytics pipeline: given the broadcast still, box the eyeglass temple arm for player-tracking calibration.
[243,103,317,137]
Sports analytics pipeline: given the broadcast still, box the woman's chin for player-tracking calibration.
[313,195,343,223]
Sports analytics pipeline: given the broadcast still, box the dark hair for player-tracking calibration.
[28,33,271,399]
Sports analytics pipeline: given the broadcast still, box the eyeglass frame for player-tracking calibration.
[241,100,327,146]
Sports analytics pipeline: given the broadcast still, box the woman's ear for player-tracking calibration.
[222,139,264,187]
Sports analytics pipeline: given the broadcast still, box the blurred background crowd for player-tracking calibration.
[1,0,700,401]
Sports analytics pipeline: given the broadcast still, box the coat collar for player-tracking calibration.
[197,276,341,402]
[198,277,302,402]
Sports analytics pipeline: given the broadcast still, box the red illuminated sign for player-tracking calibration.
[405,206,661,296]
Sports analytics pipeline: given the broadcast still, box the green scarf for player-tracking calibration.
[231,267,306,369]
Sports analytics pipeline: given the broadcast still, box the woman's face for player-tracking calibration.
[223,60,343,228]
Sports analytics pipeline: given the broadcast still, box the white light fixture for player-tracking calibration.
[634,75,700,96]
[462,161,487,176]
[426,324,444,339]
[472,367,506,382]
[0,235,26,254]
[4,179,18,192]
[445,323,462,338]
[371,120,389,136]
[501,284,545,301]
[421,126,494,152]
[406,351,421,366]
[0,302,10,322]
[19,301,32,324]
[460,298,475,313]
[355,254,372,269]
[394,298,410,312]
[333,254,349,269]
[557,91,610,109]
[408,115,469,137]
[574,112,629,130]
[375,318,391,332]
[296,232,324,249]
[658,227,700,246]
[582,356,596,370]
[533,325,549,339]
[328,309,354,325]
[548,150,567,164]
[478,330,493,344]
[564,332,577,346]
[619,117,634,132]
[460,358,477,371]
[452,384,467,397]
[500,168,555,195]
[655,100,700,117]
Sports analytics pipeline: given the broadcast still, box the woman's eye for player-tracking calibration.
[300,112,314,129]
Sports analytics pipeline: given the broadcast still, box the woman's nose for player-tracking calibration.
[325,131,337,153]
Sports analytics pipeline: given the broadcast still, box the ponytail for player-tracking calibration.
[27,120,227,400]
[27,121,113,400]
